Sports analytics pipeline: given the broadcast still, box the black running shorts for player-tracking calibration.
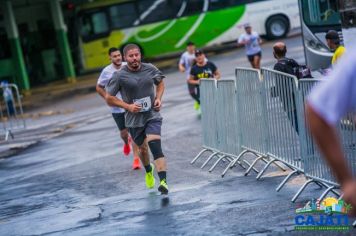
[129,118,162,146]
[112,112,126,131]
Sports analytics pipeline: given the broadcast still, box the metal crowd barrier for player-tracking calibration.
[222,68,286,177]
[190,79,220,166]
[291,79,356,202]
[0,83,26,140]
[191,79,248,171]
[191,68,356,212]
[256,69,303,190]
[208,79,247,172]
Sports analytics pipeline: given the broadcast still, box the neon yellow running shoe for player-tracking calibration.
[194,101,200,111]
[145,164,155,189]
[158,179,169,195]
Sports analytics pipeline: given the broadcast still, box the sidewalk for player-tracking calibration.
[21,73,99,112]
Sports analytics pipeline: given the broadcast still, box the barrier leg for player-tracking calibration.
[208,154,226,172]
[276,169,299,192]
[200,151,219,169]
[191,148,211,164]
[329,188,340,197]
[291,179,317,203]
[244,155,266,176]
[242,160,259,173]
[271,161,287,172]
[314,181,324,188]
[221,150,249,177]
[353,220,356,228]
[318,185,339,201]
[256,158,282,180]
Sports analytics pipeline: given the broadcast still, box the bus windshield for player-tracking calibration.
[301,0,341,26]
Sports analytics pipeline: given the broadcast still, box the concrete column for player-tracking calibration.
[2,1,30,91]
[49,0,76,83]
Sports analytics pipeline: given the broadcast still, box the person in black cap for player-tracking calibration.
[188,50,221,114]
[325,30,345,65]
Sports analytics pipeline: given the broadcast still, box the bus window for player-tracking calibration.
[208,0,241,11]
[0,27,11,59]
[301,0,340,26]
[182,0,205,16]
[110,2,138,28]
[137,0,182,24]
[80,11,109,41]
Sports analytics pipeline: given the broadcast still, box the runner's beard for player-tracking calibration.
[129,60,141,70]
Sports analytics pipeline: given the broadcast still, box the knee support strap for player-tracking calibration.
[148,139,164,160]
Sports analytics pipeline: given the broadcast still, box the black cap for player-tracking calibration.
[186,41,195,46]
[195,49,203,56]
[325,30,339,40]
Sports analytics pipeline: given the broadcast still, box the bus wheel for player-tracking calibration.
[266,15,289,39]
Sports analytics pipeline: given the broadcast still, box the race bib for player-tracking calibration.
[133,96,151,112]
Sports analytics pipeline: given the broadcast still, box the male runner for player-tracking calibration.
[179,41,200,110]
[238,23,262,69]
[188,49,221,113]
[96,47,141,170]
[105,44,169,194]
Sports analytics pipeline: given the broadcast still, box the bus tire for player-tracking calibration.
[265,15,289,39]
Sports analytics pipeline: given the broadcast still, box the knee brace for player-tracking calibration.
[148,139,164,160]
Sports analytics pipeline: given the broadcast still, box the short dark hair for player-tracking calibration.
[108,47,119,55]
[325,30,340,45]
[273,44,287,58]
[123,44,141,56]
[186,41,195,46]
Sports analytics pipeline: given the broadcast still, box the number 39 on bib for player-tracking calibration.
[133,96,151,112]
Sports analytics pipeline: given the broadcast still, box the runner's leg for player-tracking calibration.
[188,83,200,104]
[112,113,131,155]
[145,118,168,194]
[132,141,142,169]
[253,52,261,69]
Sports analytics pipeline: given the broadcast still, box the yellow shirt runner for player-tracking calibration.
[332,45,346,65]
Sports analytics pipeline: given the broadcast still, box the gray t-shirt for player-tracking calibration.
[106,63,165,128]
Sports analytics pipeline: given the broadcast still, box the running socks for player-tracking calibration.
[158,171,167,182]
[144,164,152,173]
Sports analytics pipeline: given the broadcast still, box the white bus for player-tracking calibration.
[64,0,301,71]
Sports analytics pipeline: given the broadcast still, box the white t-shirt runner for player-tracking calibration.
[179,51,196,79]
[97,63,127,113]
[308,46,356,125]
[238,31,261,56]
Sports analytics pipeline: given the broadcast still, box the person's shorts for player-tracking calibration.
[112,112,126,131]
[129,118,162,146]
[247,51,262,62]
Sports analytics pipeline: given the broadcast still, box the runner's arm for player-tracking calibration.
[214,69,221,80]
[96,84,106,99]
[188,75,199,85]
[154,80,165,111]
[178,63,185,73]
[105,94,141,113]
[155,80,164,101]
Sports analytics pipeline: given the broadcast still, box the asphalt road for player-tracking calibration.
[1,36,355,236]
